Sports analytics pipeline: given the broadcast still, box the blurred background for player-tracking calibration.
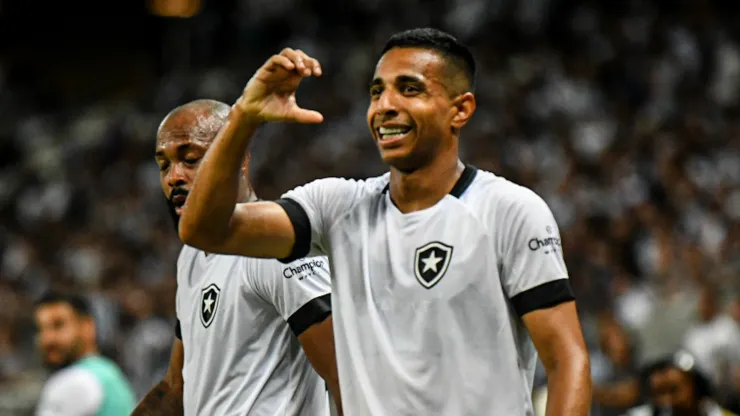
[0,0,739,414]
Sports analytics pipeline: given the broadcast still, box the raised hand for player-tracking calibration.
[237,48,324,125]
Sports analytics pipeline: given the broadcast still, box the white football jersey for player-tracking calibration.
[175,245,332,416]
[276,165,574,416]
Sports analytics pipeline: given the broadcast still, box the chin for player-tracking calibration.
[379,147,426,173]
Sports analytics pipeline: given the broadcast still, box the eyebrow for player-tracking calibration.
[154,142,197,158]
[369,74,424,89]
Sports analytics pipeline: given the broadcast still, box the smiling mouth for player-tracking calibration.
[377,126,412,143]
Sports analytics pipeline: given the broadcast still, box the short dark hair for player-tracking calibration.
[639,351,713,399]
[35,291,92,317]
[381,28,476,92]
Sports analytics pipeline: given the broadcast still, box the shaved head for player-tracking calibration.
[157,99,231,145]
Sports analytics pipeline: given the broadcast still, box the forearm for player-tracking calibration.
[131,380,184,416]
[179,104,259,244]
[544,355,592,416]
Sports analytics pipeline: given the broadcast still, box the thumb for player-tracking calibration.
[290,107,324,124]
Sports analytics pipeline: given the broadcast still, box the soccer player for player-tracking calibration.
[34,292,136,416]
[131,99,341,415]
[179,29,592,415]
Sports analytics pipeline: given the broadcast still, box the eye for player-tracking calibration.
[401,84,420,94]
[184,157,200,166]
[369,86,383,97]
[158,162,169,172]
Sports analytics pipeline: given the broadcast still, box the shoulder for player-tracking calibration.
[177,244,199,268]
[283,174,389,204]
[464,169,551,217]
[39,367,103,414]
[44,366,102,397]
[622,405,652,416]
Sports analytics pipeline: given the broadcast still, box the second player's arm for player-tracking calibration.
[131,339,185,416]
[298,316,343,415]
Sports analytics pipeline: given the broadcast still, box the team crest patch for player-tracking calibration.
[414,241,453,289]
[200,283,221,328]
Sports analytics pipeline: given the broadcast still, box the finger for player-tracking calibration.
[290,107,324,124]
[294,49,321,77]
[267,54,295,72]
[280,48,307,75]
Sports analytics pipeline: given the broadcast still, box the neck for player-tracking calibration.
[78,347,98,360]
[388,153,464,213]
[239,186,259,203]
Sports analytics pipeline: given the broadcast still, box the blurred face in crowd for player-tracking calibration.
[35,302,93,369]
[648,367,699,415]
[598,321,632,368]
[367,47,475,172]
[155,101,249,228]
[697,287,718,322]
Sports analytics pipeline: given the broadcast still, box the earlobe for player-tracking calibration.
[451,93,476,129]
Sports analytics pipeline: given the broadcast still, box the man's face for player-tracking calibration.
[649,367,697,414]
[367,47,461,171]
[155,111,213,226]
[34,303,87,369]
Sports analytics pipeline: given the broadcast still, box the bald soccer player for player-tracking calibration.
[132,99,341,416]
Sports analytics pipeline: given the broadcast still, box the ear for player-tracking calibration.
[83,316,97,342]
[450,92,476,130]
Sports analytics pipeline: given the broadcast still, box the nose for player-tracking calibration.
[375,90,399,119]
[166,163,189,188]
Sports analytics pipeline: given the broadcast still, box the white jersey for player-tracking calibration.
[277,166,574,416]
[176,245,332,416]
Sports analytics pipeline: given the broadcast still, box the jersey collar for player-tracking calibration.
[382,164,478,198]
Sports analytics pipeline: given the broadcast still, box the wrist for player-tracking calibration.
[232,96,265,129]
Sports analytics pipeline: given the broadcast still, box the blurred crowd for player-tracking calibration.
[1,0,739,414]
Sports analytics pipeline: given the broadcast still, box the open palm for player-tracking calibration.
[239,48,324,125]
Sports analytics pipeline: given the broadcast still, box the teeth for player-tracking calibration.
[378,126,411,141]
[379,127,408,135]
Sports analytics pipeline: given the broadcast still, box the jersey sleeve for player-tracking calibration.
[36,368,103,416]
[247,256,332,337]
[275,177,362,262]
[497,187,574,317]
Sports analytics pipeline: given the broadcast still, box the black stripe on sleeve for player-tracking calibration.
[174,319,182,340]
[510,279,575,317]
[287,294,332,337]
[275,198,312,264]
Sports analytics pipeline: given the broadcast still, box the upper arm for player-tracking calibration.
[37,369,103,416]
[249,256,332,336]
[182,200,297,258]
[182,177,360,260]
[497,187,574,317]
[248,256,337,382]
[164,337,184,391]
[522,301,589,370]
[495,187,586,366]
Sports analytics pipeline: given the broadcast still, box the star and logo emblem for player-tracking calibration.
[414,241,453,289]
[200,283,221,328]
